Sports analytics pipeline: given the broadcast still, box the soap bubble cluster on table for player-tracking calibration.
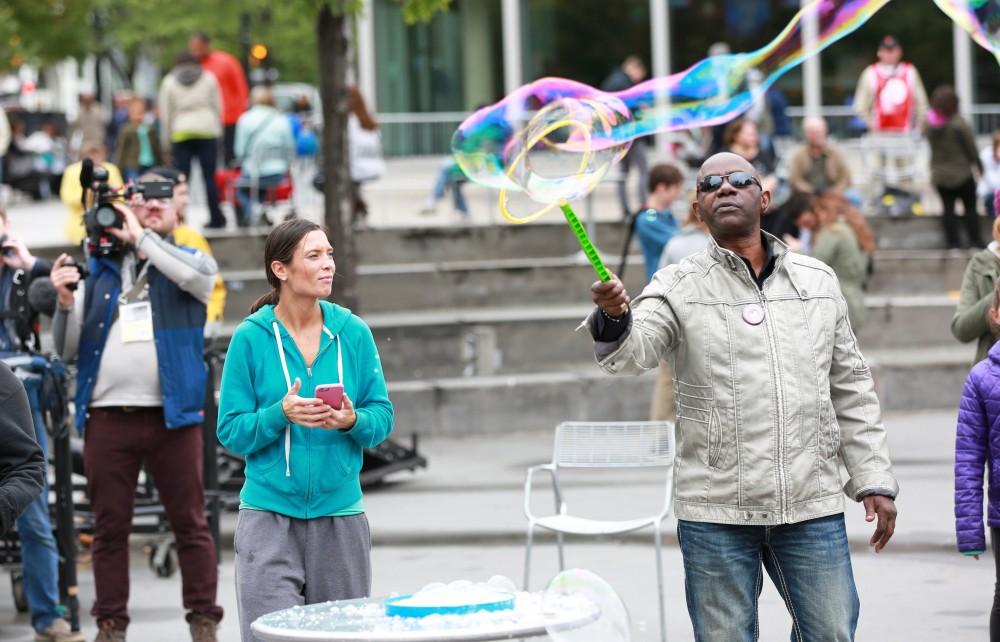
[253,575,606,640]
[543,569,631,642]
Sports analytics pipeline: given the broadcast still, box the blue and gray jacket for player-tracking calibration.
[53,230,217,432]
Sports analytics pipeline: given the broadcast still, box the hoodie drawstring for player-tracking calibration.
[273,322,343,478]
[273,322,293,477]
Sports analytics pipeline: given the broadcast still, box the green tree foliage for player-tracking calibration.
[0,0,97,71]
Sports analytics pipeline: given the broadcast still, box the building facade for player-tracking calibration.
[359,0,1000,156]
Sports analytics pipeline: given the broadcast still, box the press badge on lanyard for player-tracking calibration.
[119,265,152,343]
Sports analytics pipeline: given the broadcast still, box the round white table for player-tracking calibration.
[251,593,601,642]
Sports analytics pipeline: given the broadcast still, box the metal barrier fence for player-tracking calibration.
[375,105,1000,157]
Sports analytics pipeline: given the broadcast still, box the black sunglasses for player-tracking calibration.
[697,171,762,193]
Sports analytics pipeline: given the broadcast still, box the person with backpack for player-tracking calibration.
[853,35,929,134]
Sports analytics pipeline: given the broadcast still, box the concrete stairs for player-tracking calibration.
[35,215,981,435]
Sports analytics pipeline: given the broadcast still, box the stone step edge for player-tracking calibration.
[210,295,961,337]
[384,347,976,393]
[217,249,976,282]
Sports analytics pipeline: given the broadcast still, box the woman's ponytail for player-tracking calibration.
[250,289,280,313]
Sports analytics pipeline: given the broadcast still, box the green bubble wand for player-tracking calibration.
[494,103,620,283]
[559,202,612,282]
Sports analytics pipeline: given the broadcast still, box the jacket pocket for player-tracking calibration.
[312,431,359,493]
[818,399,840,459]
[246,435,285,476]
[676,380,728,470]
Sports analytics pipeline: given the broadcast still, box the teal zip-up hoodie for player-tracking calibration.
[217,301,393,519]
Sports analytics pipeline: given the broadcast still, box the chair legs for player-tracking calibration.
[525,527,567,590]
[654,524,667,642]
[523,524,534,590]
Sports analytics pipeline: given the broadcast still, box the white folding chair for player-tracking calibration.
[523,420,675,642]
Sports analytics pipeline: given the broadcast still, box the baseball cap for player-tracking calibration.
[879,35,900,49]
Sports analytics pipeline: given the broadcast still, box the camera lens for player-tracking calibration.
[94,204,119,229]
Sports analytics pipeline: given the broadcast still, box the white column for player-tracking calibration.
[649,0,671,157]
[801,0,822,119]
[501,0,523,95]
[953,21,974,124]
[357,0,378,110]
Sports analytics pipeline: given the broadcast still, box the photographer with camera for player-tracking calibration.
[0,209,82,641]
[50,174,223,642]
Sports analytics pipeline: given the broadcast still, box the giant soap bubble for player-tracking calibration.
[934,0,1000,64]
[453,0,892,219]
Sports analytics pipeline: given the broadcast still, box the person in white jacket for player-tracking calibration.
[158,51,226,229]
[979,130,1000,218]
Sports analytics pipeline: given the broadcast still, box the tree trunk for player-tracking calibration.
[316,2,359,311]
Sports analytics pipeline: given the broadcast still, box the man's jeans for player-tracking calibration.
[14,372,62,632]
[677,514,859,642]
[431,161,468,216]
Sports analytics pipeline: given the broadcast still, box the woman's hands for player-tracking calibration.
[281,378,357,431]
[320,394,356,431]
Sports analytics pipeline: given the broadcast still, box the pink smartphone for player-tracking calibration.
[314,383,344,410]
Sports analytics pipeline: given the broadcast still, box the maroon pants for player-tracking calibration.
[83,407,223,630]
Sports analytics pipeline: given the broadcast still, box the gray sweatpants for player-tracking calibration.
[234,510,372,641]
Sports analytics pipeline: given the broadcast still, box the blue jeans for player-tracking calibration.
[431,163,468,215]
[236,172,285,226]
[14,372,61,632]
[677,514,859,642]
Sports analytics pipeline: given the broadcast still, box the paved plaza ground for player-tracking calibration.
[0,409,991,641]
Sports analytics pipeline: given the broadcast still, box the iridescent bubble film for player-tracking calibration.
[452,0,891,216]
[934,0,1000,63]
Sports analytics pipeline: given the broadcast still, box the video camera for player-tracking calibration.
[82,162,174,258]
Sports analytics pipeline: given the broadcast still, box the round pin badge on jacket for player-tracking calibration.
[742,303,765,326]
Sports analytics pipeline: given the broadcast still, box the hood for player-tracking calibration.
[174,63,203,86]
[927,109,949,128]
[244,299,353,337]
[989,337,1000,366]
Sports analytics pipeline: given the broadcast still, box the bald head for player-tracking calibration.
[697,152,757,182]
[803,117,828,147]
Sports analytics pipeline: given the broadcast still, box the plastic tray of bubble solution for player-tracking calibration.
[383,593,515,618]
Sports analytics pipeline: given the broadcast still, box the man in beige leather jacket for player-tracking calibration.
[588,152,898,642]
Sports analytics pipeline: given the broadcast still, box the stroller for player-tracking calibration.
[216,140,296,227]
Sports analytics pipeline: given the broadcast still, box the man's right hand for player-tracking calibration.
[50,254,81,309]
[591,276,630,319]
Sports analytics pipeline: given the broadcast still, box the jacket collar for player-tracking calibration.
[707,230,788,270]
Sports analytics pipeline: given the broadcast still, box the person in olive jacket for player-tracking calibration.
[927,85,984,249]
[0,361,44,534]
[952,217,1000,363]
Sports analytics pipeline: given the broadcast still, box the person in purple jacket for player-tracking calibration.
[955,276,1000,642]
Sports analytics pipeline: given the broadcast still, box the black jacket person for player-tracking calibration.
[0,361,44,534]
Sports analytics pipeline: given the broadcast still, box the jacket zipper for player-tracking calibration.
[285,331,335,517]
[730,248,789,522]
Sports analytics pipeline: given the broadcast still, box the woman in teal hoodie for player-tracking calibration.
[217,219,393,641]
